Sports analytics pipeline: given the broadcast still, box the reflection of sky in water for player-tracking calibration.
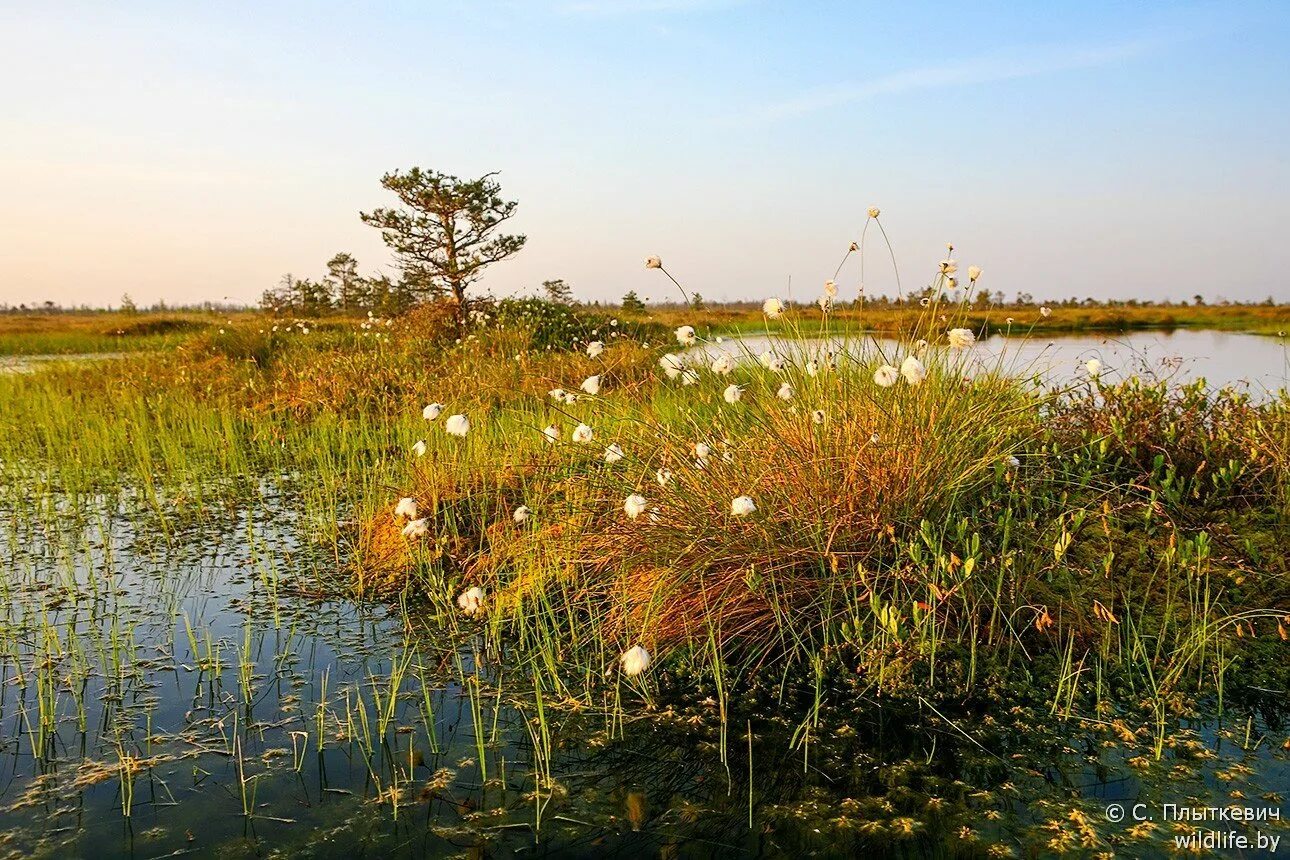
[688,330,1290,396]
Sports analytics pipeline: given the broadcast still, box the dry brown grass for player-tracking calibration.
[424,359,1043,655]
[354,515,418,595]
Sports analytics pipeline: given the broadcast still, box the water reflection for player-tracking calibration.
[688,330,1290,396]
[0,503,1285,857]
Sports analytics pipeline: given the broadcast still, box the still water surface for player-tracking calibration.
[0,500,1284,857]
[691,329,1289,395]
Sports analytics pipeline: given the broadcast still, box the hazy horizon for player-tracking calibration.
[3,1,1288,309]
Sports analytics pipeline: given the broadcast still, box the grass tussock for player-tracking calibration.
[514,367,1036,652]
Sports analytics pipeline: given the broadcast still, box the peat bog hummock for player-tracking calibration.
[3,5,1290,857]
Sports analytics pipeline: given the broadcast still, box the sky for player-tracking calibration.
[1,0,1287,308]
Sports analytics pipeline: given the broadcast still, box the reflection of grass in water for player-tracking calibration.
[0,508,1282,856]
[214,677,1287,858]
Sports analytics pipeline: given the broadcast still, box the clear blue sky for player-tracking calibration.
[2,0,1287,307]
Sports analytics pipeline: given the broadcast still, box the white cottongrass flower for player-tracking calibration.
[873,365,899,387]
[580,374,601,396]
[572,423,594,444]
[723,384,743,404]
[457,586,484,615]
[968,265,982,282]
[1006,455,1021,469]
[694,442,712,463]
[422,402,444,420]
[762,297,784,318]
[947,328,977,349]
[563,391,578,404]
[445,414,470,436]
[412,439,428,457]
[395,497,418,520]
[730,495,756,517]
[805,360,819,377]
[681,369,700,386]
[543,424,559,444]
[401,518,429,538]
[759,350,784,372]
[655,467,672,486]
[586,340,604,358]
[1040,306,1052,317]
[811,409,826,425]
[939,259,958,275]
[659,353,684,379]
[513,505,531,524]
[645,255,662,269]
[900,355,926,385]
[818,294,833,313]
[620,645,651,677]
[674,325,696,346]
[823,280,838,298]
[624,494,648,519]
[1085,358,1103,377]
[548,387,567,401]
[777,381,795,401]
[604,443,625,464]
[869,432,880,444]
[711,353,735,375]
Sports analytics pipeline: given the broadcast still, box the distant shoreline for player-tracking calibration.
[0,302,1286,356]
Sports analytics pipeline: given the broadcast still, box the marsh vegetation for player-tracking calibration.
[0,239,1287,857]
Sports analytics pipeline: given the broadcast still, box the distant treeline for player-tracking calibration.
[1,300,253,315]
[257,252,429,316]
[632,293,1285,311]
[3,290,1285,316]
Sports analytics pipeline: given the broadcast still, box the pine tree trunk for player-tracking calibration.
[451,280,466,329]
